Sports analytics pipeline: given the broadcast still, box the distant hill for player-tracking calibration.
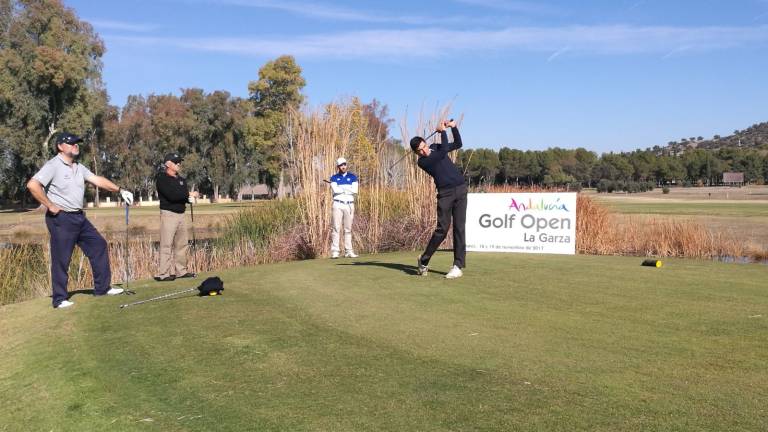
[658,121,768,155]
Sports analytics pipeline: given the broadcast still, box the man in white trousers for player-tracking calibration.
[329,157,359,258]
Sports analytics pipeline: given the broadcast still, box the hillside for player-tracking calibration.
[662,121,768,154]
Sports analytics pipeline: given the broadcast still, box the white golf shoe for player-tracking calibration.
[55,300,74,309]
[417,256,429,276]
[331,251,340,259]
[344,251,358,258]
[106,287,125,295]
[445,265,463,279]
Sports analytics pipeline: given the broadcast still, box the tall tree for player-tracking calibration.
[246,55,305,194]
[0,0,105,205]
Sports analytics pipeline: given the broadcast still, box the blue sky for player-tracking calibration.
[66,0,768,153]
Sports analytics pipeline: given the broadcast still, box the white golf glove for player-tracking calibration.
[119,188,134,205]
[187,195,194,204]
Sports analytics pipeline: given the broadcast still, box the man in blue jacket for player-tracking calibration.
[409,119,466,279]
[329,157,359,258]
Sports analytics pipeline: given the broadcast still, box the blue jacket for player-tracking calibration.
[330,172,359,203]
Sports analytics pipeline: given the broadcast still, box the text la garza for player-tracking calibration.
[524,233,570,243]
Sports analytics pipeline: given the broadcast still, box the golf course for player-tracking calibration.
[2,251,766,431]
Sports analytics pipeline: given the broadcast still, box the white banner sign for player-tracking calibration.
[466,193,577,254]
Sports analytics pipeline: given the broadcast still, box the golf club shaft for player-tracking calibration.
[190,201,196,272]
[120,287,196,308]
[388,119,454,171]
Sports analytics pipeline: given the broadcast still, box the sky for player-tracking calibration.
[65,0,768,153]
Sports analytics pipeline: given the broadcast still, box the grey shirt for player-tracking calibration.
[32,155,95,212]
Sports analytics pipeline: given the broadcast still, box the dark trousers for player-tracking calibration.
[45,211,112,307]
[420,183,468,268]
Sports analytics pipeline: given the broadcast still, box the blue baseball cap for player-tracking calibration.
[55,132,83,146]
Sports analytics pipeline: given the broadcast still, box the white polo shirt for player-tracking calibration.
[32,155,95,212]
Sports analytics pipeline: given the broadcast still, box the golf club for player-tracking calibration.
[122,203,136,295]
[386,119,454,178]
[119,277,224,309]
[189,200,197,272]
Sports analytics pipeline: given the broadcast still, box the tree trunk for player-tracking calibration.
[277,169,286,200]
[42,123,57,156]
[213,184,220,202]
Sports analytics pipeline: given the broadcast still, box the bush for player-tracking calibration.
[219,199,300,248]
[662,187,670,194]
[566,182,583,192]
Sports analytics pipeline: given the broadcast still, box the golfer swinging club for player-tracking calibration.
[27,132,134,309]
[410,119,467,279]
[329,157,359,258]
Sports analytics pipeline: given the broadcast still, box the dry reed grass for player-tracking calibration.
[287,100,454,256]
[3,100,766,306]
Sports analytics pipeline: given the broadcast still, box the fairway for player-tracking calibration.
[1,252,766,431]
[594,199,768,218]
[0,202,263,241]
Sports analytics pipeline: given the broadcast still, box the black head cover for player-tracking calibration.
[198,276,224,296]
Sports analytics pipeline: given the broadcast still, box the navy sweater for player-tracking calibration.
[417,127,464,190]
[156,172,189,214]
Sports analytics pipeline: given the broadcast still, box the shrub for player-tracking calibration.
[566,182,583,192]
[662,187,670,194]
[219,199,300,248]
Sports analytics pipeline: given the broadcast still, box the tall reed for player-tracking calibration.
[286,100,458,257]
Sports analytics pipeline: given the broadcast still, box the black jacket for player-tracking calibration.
[417,126,465,190]
[156,172,189,214]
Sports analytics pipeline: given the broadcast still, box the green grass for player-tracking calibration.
[1,252,767,431]
[0,202,264,241]
[596,200,768,218]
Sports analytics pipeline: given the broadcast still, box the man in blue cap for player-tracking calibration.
[27,132,135,309]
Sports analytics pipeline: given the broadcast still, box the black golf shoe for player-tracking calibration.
[154,275,176,282]
[177,272,197,279]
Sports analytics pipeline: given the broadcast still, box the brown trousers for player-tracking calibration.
[157,209,189,277]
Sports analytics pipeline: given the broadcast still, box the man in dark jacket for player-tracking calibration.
[155,153,198,281]
[409,119,467,279]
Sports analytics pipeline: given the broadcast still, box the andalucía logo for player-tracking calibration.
[508,197,570,212]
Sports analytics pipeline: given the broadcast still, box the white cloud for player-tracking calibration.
[104,25,768,60]
[452,0,562,15]
[546,46,570,62]
[87,19,158,33]
[198,0,507,25]
[213,0,387,22]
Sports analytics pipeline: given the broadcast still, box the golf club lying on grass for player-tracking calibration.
[119,276,224,309]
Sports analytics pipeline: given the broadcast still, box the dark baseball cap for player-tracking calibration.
[55,132,83,146]
[163,153,183,163]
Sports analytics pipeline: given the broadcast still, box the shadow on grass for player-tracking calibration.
[65,289,95,298]
[65,286,140,299]
[337,260,448,276]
